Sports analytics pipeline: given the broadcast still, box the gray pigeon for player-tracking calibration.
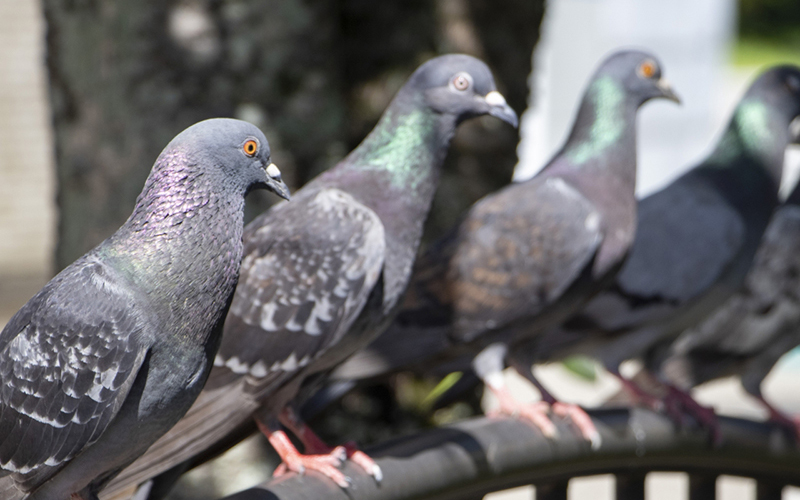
[102,54,518,495]
[318,50,679,446]
[0,118,289,500]
[661,178,800,438]
[529,65,800,439]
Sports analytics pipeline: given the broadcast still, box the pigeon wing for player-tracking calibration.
[0,257,148,483]
[581,173,747,332]
[679,206,800,356]
[214,187,385,393]
[101,188,386,497]
[413,177,602,343]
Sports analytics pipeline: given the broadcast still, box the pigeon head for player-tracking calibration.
[710,65,800,183]
[594,50,680,106]
[163,118,290,200]
[401,54,518,128]
[739,65,800,132]
[558,50,678,168]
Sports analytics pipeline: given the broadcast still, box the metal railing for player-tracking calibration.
[220,408,800,500]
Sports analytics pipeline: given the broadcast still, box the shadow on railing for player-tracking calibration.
[220,408,800,500]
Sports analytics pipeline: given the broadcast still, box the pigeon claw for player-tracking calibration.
[267,429,350,488]
[489,397,560,439]
[342,442,383,483]
[552,402,602,450]
[273,450,350,488]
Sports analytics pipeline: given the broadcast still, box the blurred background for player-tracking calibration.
[1,0,800,499]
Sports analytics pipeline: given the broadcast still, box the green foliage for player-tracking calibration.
[422,371,464,410]
[739,0,800,38]
[732,36,800,68]
[562,355,597,382]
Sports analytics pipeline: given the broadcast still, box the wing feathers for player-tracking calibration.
[0,258,148,487]
[217,188,385,381]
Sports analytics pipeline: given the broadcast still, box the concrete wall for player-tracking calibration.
[0,0,55,324]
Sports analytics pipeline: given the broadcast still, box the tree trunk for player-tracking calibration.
[45,0,544,271]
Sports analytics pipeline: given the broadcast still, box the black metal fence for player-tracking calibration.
[220,408,800,500]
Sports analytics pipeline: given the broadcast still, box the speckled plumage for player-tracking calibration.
[103,54,518,496]
[323,51,678,413]
[0,118,288,500]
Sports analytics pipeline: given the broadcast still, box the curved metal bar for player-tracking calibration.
[221,408,800,500]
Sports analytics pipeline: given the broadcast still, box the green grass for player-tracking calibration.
[732,35,800,67]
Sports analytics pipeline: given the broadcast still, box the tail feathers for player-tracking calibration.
[100,373,260,500]
[0,476,24,500]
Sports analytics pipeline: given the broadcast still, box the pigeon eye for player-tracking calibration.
[452,73,471,91]
[638,61,656,79]
[243,140,258,157]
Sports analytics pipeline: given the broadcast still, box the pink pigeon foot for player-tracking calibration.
[259,421,350,488]
[277,407,383,482]
[552,402,602,449]
[488,384,559,439]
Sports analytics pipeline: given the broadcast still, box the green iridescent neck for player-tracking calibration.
[709,99,779,166]
[565,76,627,165]
[350,106,440,191]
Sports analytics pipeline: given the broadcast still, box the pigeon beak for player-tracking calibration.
[484,91,519,128]
[265,163,291,200]
[657,78,681,104]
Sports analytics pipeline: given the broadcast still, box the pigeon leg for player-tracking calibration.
[278,407,339,454]
[474,343,558,438]
[608,369,698,435]
[278,406,383,483]
[508,355,601,448]
[609,368,720,443]
[256,417,350,488]
[608,368,665,411]
[663,384,721,445]
[755,395,800,441]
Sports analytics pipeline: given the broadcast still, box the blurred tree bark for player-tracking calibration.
[44,0,544,271]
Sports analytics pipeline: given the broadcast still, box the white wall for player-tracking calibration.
[515,0,737,197]
[0,0,55,277]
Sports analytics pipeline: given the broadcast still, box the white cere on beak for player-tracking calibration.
[484,91,507,107]
[266,163,281,179]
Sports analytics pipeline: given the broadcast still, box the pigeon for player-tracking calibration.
[661,176,800,438]
[528,65,800,440]
[317,50,679,446]
[0,118,290,500]
[101,54,518,495]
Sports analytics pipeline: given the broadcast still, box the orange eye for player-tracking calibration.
[638,61,656,79]
[452,73,471,91]
[243,140,258,157]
